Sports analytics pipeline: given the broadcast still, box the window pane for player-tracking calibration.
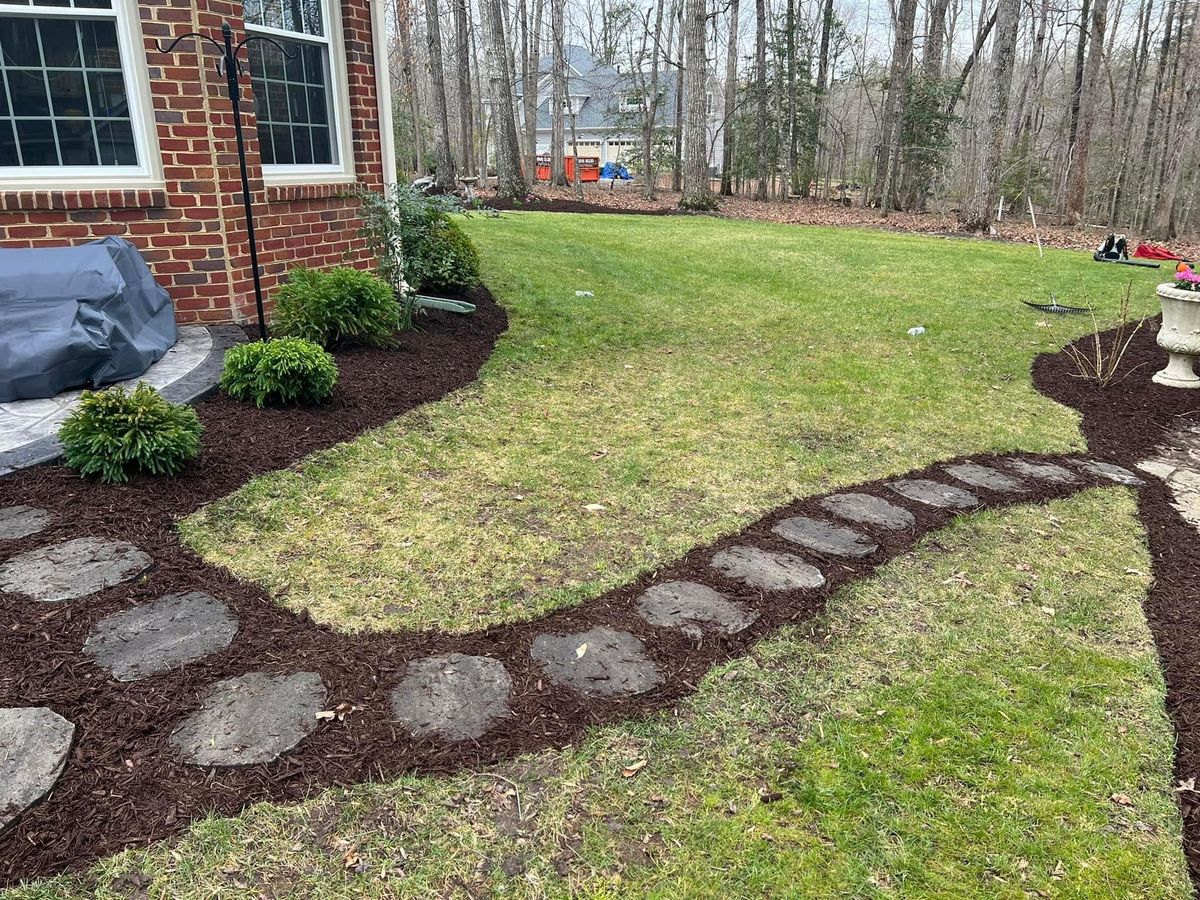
[0,121,18,164]
[94,116,132,164]
[0,14,137,169]
[244,0,322,36]
[0,16,41,66]
[55,116,96,163]
[248,33,334,167]
[73,0,114,8]
[48,70,87,116]
[39,17,81,66]
[87,71,126,115]
[8,69,49,116]
[15,118,55,164]
[80,19,118,68]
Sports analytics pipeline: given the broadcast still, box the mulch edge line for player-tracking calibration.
[2,301,1199,893]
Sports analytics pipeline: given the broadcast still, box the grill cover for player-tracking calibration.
[0,237,176,403]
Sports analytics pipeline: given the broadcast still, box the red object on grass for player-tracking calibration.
[1134,242,1184,261]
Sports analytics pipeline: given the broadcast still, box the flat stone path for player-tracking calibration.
[84,592,238,682]
[710,546,826,591]
[820,492,914,529]
[531,626,662,697]
[0,537,150,602]
[944,462,1028,493]
[169,672,325,767]
[391,654,512,741]
[636,581,758,635]
[0,708,74,834]
[888,478,979,509]
[772,516,878,558]
[0,506,50,541]
[1073,459,1145,486]
[1005,459,1079,484]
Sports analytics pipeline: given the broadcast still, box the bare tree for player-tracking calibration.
[482,0,528,198]
[423,0,457,190]
[550,0,568,185]
[720,0,739,195]
[959,0,1021,230]
[680,0,716,209]
[396,0,425,175]
[754,0,768,200]
[1064,0,1108,224]
[1150,7,1200,238]
[643,0,668,199]
[871,0,917,215]
[453,0,475,176]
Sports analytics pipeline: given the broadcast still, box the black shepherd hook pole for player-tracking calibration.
[157,23,293,341]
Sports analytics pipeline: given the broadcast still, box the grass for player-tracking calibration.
[181,214,1164,634]
[9,489,1190,897]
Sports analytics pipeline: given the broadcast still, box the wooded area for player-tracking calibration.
[390,0,1200,237]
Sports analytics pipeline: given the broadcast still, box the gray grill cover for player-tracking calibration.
[0,236,176,402]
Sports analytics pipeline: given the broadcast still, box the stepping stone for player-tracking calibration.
[944,462,1029,493]
[635,581,758,634]
[1005,459,1079,484]
[772,516,878,558]
[0,707,74,834]
[0,537,150,602]
[84,592,238,682]
[820,492,914,530]
[888,478,979,509]
[169,671,325,767]
[1073,459,1145,486]
[0,506,50,541]
[390,653,512,741]
[710,546,825,591]
[531,626,662,698]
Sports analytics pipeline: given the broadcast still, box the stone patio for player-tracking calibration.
[0,325,244,474]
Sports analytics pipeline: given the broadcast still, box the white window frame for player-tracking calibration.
[245,0,354,185]
[0,0,161,190]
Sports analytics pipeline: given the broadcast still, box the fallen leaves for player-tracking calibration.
[621,758,647,778]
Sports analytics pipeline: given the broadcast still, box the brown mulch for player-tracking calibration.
[3,286,1200,892]
[483,185,1200,260]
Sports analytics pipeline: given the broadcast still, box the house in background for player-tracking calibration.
[518,45,724,175]
[0,0,395,324]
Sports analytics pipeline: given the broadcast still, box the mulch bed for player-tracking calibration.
[483,194,672,216]
[3,297,1200,892]
[1035,319,1200,888]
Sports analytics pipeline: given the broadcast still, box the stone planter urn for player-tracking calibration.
[1154,282,1200,388]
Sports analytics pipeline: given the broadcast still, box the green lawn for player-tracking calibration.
[183,214,1163,634]
[7,214,1187,898]
[10,490,1189,897]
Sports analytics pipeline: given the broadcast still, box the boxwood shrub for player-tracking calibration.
[273,266,399,347]
[58,382,202,484]
[422,217,481,293]
[220,337,338,408]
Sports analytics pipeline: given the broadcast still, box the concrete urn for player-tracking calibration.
[1154,283,1200,388]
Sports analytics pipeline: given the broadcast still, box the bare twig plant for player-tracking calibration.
[1060,281,1147,388]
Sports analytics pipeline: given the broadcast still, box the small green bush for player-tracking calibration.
[58,382,202,484]
[273,266,399,347]
[422,217,481,293]
[220,337,338,408]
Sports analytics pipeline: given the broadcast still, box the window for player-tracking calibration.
[0,0,154,180]
[245,0,348,177]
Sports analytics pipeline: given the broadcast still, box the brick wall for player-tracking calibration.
[0,0,387,325]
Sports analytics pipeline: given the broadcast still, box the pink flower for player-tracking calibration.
[1177,268,1200,285]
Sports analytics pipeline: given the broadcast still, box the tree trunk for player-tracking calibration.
[550,0,567,185]
[754,0,768,200]
[453,0,475,176]
[423,0,457,190]
[946,6,999,117]
[1136,0,1176,228]
[672,0,685,192]
[482,0,528,198]
[680,0,716,209]
[521,0,544,182]
[1064,0,1108,224]
[1150,10,1200,238]
[872,0,917,215]
[811,0,834,198]
[720,0,739,195]
[1108,0,1153,224]
[644,0,667,200]
[785,0,799,195]
[1067,0,1092,148]
[959,0,1020,231]
[396,0,425,174]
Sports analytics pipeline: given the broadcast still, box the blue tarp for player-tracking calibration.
[0,237,177,402]
[600,162,632,180]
